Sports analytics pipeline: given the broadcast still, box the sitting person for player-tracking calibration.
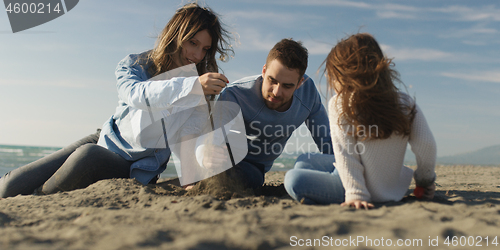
[0,2,234,198]
[284,33,437,209]
[216,38,333,190]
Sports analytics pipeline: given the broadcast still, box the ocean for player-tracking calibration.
[0,144,294,179]
[0,144,182,178]
[0,144,61,177]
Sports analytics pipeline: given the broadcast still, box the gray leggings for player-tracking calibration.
[0,130,131,198]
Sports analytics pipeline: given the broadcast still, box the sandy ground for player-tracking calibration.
[1,165,500,250]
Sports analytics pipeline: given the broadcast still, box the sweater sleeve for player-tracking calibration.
[409,103,437,187]
[328,97,371,201]
[115,54,201,111]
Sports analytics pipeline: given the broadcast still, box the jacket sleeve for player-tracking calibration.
[329,97,371,201]
[115,53,200,111]
[409,103,437,187]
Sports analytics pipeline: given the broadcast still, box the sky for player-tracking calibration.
[0,0,499,157]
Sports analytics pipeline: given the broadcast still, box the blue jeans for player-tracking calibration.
[226,160,265,190]
[284,153,345,204]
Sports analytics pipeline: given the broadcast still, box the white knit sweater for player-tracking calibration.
[328,93,437,202]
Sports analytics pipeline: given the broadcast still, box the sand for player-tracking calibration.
[1,165,500,249]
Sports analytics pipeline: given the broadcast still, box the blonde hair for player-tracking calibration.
[146,2,234,77]
[324,33,415,140]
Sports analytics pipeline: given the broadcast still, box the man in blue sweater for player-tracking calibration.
[217,38,333,189]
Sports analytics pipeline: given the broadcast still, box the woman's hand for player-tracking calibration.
[341,199,374,210]
[417,183,435,200]
[201,145,229,169]
[199,73,229,95]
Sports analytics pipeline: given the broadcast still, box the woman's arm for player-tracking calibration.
[328,97,371,203]
[115,53,201,111]
[409,103,437,192]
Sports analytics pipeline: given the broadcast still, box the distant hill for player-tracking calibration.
[405,144,500,166]
[438,145,500,166]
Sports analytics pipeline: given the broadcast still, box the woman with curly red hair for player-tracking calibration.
[285,33,437,209]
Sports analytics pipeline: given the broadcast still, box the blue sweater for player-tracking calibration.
[218,75,333,172]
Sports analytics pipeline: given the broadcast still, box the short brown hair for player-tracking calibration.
[266,38,308,80]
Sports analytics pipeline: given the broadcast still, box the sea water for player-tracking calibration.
[0,144,293,180]
[0,144,61,177]
[0,144,178,178]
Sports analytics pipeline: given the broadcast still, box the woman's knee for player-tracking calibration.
[74,143,103,155]
[63,130,100,152]
[64,144,107,171]
[294,153,335,172]
[284,169,298,186]
[293,154,315,170]
[72,144,114,162]
[296,153,316,164]
[284,169,306,197]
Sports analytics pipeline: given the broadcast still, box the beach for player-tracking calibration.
[1,165,500,249]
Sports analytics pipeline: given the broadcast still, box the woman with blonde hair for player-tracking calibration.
[285,33,437,209]
[0,2,234,197]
